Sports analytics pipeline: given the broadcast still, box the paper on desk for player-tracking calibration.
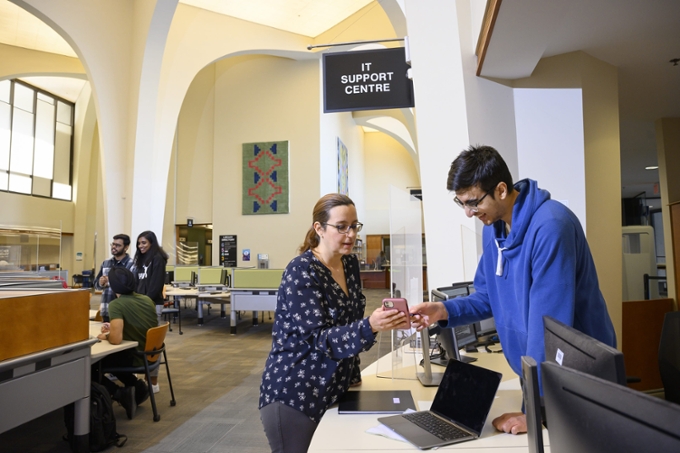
[366,408,416,444]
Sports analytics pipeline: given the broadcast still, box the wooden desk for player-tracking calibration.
[360,270,388,289]
[309,351,550,452]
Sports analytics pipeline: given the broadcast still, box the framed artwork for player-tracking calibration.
[337,137,348,195]
[242,141,289,215]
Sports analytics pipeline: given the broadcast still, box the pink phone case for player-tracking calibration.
[382,298,409,317]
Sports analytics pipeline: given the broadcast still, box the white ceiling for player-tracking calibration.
[179,0,374,38]
[480,0,680,198]
[3,0,676,198]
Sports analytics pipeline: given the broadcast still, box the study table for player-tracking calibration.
[0,323,137,453]
[165,285,278,333]
[89,321,139,362]
[164,286,231,326]
[309,348,550,452]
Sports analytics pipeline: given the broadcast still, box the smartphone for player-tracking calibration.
[383,298,409,318]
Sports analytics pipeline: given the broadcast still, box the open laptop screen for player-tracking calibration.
[430,360,502,434]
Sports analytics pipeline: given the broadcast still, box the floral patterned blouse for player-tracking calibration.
[259,249,377,422]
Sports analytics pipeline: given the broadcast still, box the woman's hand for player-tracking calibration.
[409,302,448,331]
[368,307,410,332]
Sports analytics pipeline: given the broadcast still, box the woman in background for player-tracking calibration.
[133,230,168,393]
[259,194,410,453]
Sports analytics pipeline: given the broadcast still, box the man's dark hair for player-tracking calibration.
[447,145,514,196]
[108,267,136,295]
[113,234,131,247]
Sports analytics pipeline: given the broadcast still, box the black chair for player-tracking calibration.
[72,274,83,288]
[659,311,680,405]
[162,302,183,335]
[101,322,177,421]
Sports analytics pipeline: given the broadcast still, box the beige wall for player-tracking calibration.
[175,64,216,226]
[209,56,320,268]
[363,132,420,235]
[318,108,366,219]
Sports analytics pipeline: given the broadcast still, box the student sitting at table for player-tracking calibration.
[94,266,158,420]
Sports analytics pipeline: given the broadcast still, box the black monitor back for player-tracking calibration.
[521,356,544,453]
[430,283,477,363]
[543,315,626,385]
[542,362,680,453]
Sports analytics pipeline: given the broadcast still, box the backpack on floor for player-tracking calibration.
[64,381,127,452]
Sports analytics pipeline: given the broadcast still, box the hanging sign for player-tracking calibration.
[323,47,414,113]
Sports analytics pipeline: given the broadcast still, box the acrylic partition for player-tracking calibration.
[0,225,66,281]
[461,224,483,282]
[375,186,424,380]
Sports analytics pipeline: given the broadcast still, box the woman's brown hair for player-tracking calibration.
[299,193,355,254]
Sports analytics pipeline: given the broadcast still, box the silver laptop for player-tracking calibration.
[378,359,502,450]
[338,390,416,414]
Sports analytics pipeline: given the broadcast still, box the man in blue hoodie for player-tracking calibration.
[411,145,616,435]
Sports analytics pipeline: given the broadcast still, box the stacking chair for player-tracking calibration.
[659,311,680,405]
[102,322,177,421]
[162,302,183,335]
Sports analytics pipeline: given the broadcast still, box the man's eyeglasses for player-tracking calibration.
[324,222,363,234]
[454,189,492,213]
[110,243,125,248]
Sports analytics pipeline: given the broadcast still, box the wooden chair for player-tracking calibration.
[93,310,103,322]
[102,322,177,421]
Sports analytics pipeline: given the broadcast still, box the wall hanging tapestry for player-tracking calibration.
[242,141,289,215]
[337,137,348,195]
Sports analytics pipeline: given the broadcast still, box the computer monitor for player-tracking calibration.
[475,317,497,338]
[542,362,680,453]
[543,316,626,385]
[174,266,199,284]
[521,356,544,453]
[430,284,478,364]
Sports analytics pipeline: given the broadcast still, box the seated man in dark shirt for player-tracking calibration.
[94,267,158,419]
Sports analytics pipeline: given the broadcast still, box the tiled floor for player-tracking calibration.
[0,288,392,453]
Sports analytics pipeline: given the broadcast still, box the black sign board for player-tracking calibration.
[219,235,237,267]
[323,47,414,113]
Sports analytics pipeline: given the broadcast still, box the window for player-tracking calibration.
[0,79,73,200]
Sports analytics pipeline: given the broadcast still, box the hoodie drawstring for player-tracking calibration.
[495,239,507,276]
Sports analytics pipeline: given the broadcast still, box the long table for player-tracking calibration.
[309,349,550,452]
[164,287,231,326]
[229,288,277,334]
[165,285,278,333]
[0,322,137,453]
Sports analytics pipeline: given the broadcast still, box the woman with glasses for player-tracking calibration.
[259,193,410,453]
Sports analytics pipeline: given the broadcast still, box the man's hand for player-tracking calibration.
[408,302,448,331]
[99,275,108,286]
[492,412,527,435]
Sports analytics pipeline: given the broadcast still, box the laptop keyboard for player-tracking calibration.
[403,412,471,442]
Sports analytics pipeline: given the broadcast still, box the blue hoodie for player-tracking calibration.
[441,179,616,389]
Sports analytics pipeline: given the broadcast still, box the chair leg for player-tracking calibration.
[163,350,177,406]
[143,362,161,422]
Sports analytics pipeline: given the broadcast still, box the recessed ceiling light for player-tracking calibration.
[645,166,659,170]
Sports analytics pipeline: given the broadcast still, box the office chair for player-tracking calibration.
[659,311,680,405]
[101,322,177,421]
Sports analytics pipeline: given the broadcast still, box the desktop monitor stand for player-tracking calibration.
[429,352,477,367]
[417,331,444,387]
